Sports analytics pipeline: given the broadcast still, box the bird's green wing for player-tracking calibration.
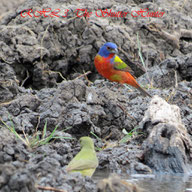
[113,56,134,75]
[67,149,98,171]
[67,159,98,171]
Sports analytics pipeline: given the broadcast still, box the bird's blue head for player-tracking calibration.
[98,42,118,57]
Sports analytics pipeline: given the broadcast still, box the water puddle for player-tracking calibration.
[93,171,192,192]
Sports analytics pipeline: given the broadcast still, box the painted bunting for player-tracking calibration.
[66,136,98,177]
[94,42,151,97]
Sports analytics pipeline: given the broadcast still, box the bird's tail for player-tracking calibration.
[135,84,152,97]
[125,73,152,97]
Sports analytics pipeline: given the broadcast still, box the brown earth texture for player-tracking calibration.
[0,0,192,191]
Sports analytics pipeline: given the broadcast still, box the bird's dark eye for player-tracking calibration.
[107,46,111,50]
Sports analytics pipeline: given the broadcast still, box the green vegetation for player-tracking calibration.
[0,116,73,148]
[90,131,102,141]
[119,126,143,144]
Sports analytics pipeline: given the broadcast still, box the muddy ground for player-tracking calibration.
[0,0,192,191]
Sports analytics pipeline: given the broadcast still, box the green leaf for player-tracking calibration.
[42,120,47,139]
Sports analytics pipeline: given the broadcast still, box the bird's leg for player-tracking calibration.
[111,82,124,91]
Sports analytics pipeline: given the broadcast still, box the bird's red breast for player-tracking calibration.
[94,54,114,80]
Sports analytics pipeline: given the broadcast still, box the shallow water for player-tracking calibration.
[134,174,188,192]
[93,171,192,192]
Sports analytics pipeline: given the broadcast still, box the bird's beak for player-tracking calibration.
[111,48,118,54]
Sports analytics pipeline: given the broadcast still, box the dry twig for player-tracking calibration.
[143,23,180,49]
[36,185,67,192]
[74,71,91,80]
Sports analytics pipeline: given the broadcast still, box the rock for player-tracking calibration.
[0,129,29,164]
[141,95,192,173]
[0,63,19,103]
[170,81,192,135]
[97,143,151,174]
[138,55,192,89]
[0,163,36,192]
[179,56,192,81]
[0,0,25,16]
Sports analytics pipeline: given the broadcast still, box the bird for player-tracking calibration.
[94,42,151,97]
[66,136,98,177]
[97,173,141,192]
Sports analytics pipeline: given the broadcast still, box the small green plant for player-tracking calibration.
[137,32,146,69]
[0,117,73,148]
[90,131,102,141]
[90,131,103,151]
[119,126,143,144]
